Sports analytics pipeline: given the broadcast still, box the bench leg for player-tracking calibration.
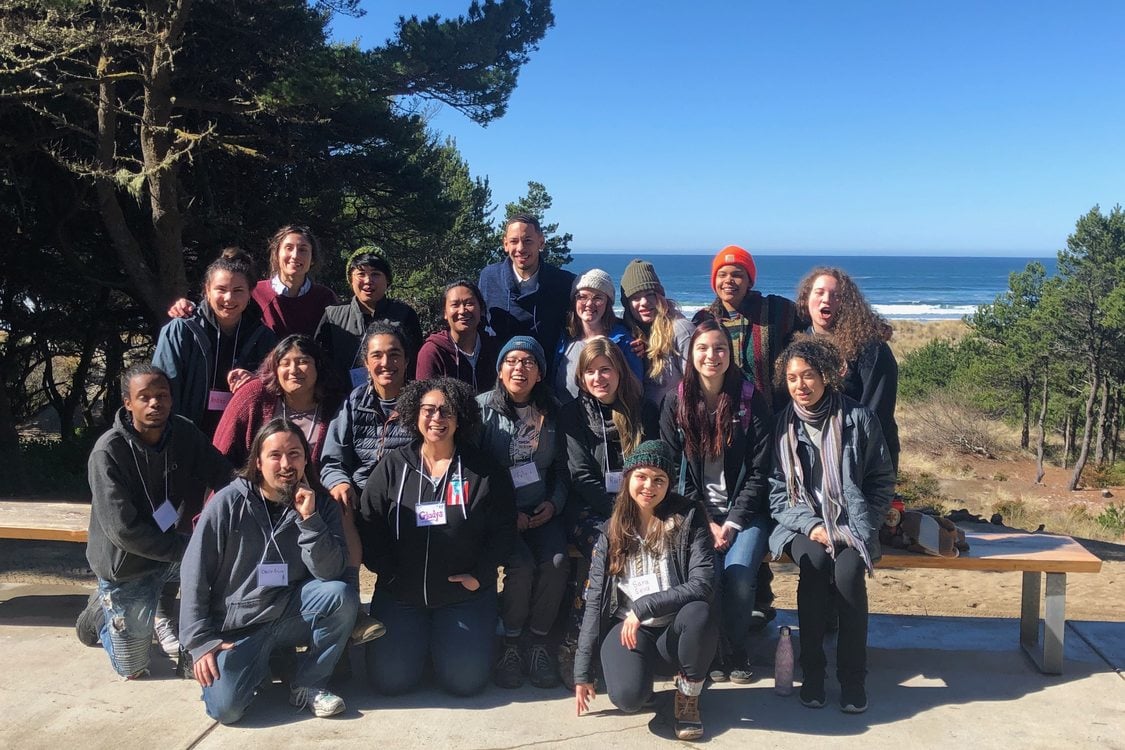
[1019,570,1066,675]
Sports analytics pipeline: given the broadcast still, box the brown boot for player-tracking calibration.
[673,673,704,741]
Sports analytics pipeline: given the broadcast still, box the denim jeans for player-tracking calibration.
[720,515,771,650]
[97,563,179,678]
[501,518,568,637]
[201,578,357,724]
[365,587,497,696]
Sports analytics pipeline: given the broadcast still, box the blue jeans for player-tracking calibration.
[201,578,357,724]
[97,563,179,678]
[720,516,771,650]
[365,587,497,696]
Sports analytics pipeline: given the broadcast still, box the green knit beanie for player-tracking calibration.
[346,246,392,286]
[619,259,665,302]
[623,439,677,480]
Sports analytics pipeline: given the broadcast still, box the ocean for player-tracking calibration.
[564,253,1057,321]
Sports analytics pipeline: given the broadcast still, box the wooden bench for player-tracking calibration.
[0,499,90,543]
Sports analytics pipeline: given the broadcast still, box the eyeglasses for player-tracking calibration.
[502,357,539,370]
[420,404,454,419]
[576,293,606,306]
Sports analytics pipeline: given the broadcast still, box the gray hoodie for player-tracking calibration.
[179,477,348,661]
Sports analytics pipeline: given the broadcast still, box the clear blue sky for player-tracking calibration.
[331,1,1124,256]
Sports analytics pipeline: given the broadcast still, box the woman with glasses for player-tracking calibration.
[477,337,568,689]
[551,269,643,403]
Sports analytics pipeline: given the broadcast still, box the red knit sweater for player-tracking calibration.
[211,377,332,470]
[252,279,338,338]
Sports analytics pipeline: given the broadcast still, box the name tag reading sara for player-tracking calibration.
[152,499,178,532]
[207,389,232,411]
[258,563,288,588]
[604,471,624,494]
[509,462,540,489]
[416,502,447,527]
[630,573,660,598]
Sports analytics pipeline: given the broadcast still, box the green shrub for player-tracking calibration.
[897,471,944,505]
[1096,504,1125,537]
[0,435,96,497]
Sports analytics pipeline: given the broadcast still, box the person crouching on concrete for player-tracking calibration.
[769,337,894,714]
[574,440,718,742]
[180,418,358,723]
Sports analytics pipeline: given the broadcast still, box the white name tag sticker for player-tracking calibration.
[605,471,624,494]
[258,563,288,588]
[349,367,369,389]
[152,499,178,532]
[207,389,232,411]
[509,462,540,489]
[631,573,659,598]
[416,503,447,527]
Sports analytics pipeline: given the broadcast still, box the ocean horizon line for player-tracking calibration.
[570,249,1057,259]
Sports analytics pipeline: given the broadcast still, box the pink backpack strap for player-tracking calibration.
[739,380,755,433]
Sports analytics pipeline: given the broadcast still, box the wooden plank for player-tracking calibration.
[878,532,1102,574]
[0,500,90,543]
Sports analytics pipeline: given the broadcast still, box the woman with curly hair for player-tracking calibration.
[796,267,900,471]
[769,337,895,714]
[357,377,517,697]
[619,259,695,408]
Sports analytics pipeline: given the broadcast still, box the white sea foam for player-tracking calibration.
[621,302,977,322]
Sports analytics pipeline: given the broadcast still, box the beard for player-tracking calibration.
[271,473,301,507]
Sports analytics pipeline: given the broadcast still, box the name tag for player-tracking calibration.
[631,573,659,598]
[349,367,368,389]
[258,563,289,588]
[509,462,540,489]
[416,502,447,527]
[604,471,623,494]
[207,389,232,411]
[152,499,178,532]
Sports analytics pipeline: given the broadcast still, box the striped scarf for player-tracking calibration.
[778,391,874,574]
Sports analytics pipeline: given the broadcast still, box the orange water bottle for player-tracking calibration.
[774,625,794,695]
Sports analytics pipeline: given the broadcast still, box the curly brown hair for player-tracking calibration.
[795,266,892,363]
[773,334,845,394]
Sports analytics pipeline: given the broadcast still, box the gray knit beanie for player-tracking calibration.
[572,268,615,300]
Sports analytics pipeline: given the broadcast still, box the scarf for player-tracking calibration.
[778,391,873,575]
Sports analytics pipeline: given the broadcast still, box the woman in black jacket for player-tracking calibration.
[574,440,716,742]
[659,318,773,682]
[357,377,517,697]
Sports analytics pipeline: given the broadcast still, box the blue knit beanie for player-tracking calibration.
[496,336,546,373]
[623,439,677,480]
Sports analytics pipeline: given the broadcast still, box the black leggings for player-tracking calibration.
[598,600,718,713]
[787,534,868,686]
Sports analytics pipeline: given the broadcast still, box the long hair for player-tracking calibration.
[605,468,681,577]
[240,417,326,494]
[795,266,892,363]
[487,361,556,420]
[266,224,320,278]
[574,337,644,455]
[257,334,343,412]
[677,319,743,460]
[622,292,684,380]
[565,287,618,339]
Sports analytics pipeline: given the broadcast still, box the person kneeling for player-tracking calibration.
[574,440,717,742]
[180,419,358,724]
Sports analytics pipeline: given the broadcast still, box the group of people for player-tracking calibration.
[78,215,899,740]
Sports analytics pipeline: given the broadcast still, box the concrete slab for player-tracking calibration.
[1,585,1121,750]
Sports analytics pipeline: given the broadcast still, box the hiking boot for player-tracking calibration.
[350,612,386,645]
[289,686,346,718]
[672,674,704,741]
[154,616,180,658]
[800,673,826,708]
[840,682,868,714]
[728,650,753,684]
[527,642,560,689]
[76,591,103,647]
[556,641,577,691]
[493,642,524,689]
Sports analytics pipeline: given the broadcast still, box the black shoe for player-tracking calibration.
[728,650,753,684]
[76,591,103,647]
[493,642,524,689]
[176,647,195,680]
[527,642,560,689]
[800,674,826,708]
[748,606,777,631]
[840,683,868,713]
[556,641,577,691]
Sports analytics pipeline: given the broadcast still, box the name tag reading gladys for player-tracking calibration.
[258,563,288,588]
[604,471,623,494]
[349,367,368,389]
[152,499,178,532]
[630,573,660,598]
[509,462,540,489]
[416,502,447,527]
[207,389,232,411]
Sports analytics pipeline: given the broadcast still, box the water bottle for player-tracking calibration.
[774,625,794,696]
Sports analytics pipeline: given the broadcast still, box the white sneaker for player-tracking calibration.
[289,686,345,718]
[153,617,180,658]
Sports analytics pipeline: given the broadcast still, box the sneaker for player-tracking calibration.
[707,654,729,683]
[175,648,195,680]
[800,674,826,709]
[728,651,753,685]
[350,612,386,645]
[672,675,704,741]
[840,683,868,714]
[289,686,345,718]
[749,606,777,631]
[556,641,577,691]
[527,642,560,689]
[154,616,180,658]
[76,591,103,647]
[493,642,524,689]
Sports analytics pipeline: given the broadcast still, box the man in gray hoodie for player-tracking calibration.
[180,418,357,723]
[80,363,232,679]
